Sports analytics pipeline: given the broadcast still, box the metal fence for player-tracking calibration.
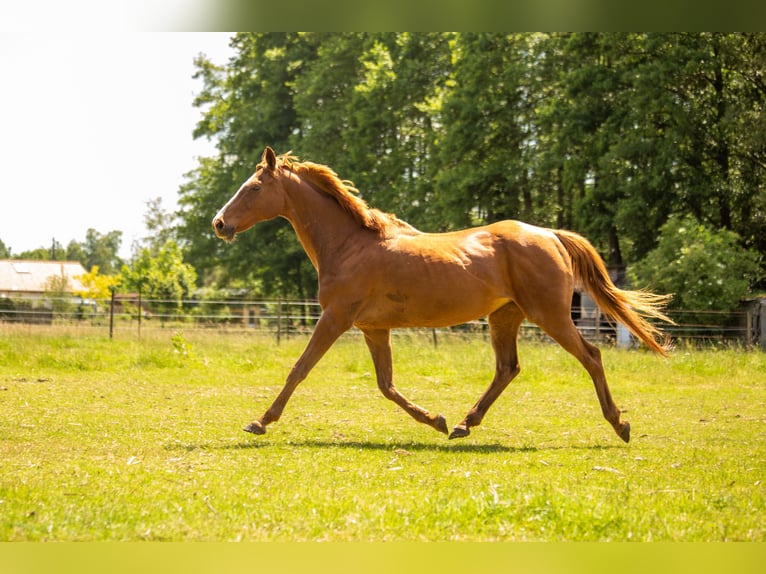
[0,292,764,348]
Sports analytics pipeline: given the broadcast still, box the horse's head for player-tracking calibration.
[212,146,286,241]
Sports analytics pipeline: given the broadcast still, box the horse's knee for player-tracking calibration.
[377,384,398,401]
[583,340,602,363]
[497,361,520,382]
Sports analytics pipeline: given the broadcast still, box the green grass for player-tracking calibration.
[0,327,764,541]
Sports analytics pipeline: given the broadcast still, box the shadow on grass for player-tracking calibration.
[166,438,621,454]
[228,439,530,454]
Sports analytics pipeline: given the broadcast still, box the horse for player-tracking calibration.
[212,147,672,443]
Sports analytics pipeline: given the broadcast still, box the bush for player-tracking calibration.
[629,215,761,326]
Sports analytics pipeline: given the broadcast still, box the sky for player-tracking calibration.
[0,32,234,260]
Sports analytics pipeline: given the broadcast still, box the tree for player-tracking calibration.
[66,240,86,264]
[82,229,123,275]
[120,240,197,321]
[524,32,765,274]
[600,33,766,262]
[0,239,9,258]
[16,238,66,261]
[534,33,650,267]
[433,33,538,230]
[44,266,75,315]
[178,33,318,298]
[180,33,457,296]
[141,197,177,255]
[346,33,454,227]
[289,33,365,167]
[75,265,121,303]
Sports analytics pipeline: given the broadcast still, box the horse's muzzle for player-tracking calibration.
[212,216,236,242]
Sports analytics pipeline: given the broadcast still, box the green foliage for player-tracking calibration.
[81,229,123,275]
[9,229,123,274]
[13,238,66,261]
[142,197,177,255]
[43,268,75,315]
[630,216,761,324]
[179,33,766,297]
[187,287,235,324]
[434,34,539,229]
[120,240,197,319]
[179,33,319,299]
[170,330,193,358]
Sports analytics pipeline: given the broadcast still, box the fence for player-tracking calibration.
[1,292,764,349]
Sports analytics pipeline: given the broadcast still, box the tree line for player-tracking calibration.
[178,32,764,314]
[0,229,124,275]
[3,33,763,321]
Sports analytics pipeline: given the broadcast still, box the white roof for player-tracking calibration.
[0,259,88,294]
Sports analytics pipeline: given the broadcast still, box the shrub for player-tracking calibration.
[629,215,761,326]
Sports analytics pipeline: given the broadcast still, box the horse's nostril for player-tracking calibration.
[213,216,235,241]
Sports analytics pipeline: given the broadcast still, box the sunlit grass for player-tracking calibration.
[0,328,763,540]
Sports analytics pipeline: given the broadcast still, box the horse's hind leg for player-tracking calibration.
[538,314,630,442]
[362,328,449,435]
[450,302,524,439]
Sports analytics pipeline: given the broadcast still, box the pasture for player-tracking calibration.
[0,327,763,541]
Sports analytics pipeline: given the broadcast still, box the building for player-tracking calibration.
[0,259,88,298]
[0,260,89,323]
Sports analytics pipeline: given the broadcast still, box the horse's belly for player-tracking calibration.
[355,300,508,329]
[354,278,510,329]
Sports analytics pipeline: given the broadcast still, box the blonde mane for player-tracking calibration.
[273,152,416,236]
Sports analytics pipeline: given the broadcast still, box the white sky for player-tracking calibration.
[0,32,233,260]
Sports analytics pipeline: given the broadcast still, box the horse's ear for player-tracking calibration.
[263,146,277,171]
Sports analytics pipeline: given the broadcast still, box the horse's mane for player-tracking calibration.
[272,152,417,236]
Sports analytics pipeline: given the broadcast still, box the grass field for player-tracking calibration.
[0,327,764,541]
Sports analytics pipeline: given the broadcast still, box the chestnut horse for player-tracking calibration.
[213,147,672,443]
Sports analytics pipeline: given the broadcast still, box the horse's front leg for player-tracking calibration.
[362,328,448,435]
[450,302,523,439]
[244,309,352,435]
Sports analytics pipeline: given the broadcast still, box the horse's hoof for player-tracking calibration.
[243,421,266,435]
[434,415,449,435]
[618,421,631,443]
[449,425,470,440]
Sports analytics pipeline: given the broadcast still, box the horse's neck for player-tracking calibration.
[281,178,363,271]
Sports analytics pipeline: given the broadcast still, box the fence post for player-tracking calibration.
[276,298,282,345]
[760,300,766,351]
[138,279,144,341]
[109,287,115,339]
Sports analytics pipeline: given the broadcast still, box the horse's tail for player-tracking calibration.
[553,229,674,356]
